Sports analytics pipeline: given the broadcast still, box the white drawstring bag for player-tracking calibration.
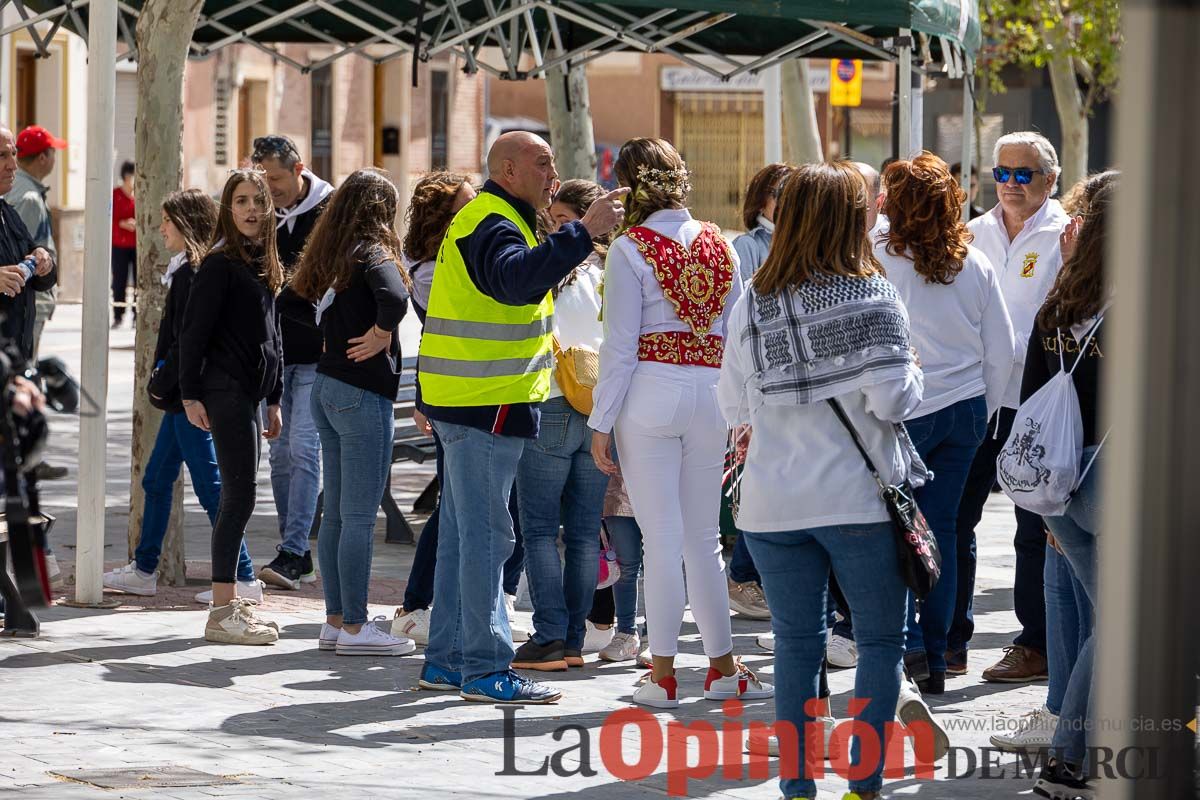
[996,317,1108,517]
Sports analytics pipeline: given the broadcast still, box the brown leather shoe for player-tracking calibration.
[982,645,1048,683]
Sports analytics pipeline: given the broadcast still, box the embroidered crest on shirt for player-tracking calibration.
[625,223,734,335]
[1021,251,1039,278]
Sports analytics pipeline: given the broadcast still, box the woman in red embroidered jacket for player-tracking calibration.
[587,138,772,709]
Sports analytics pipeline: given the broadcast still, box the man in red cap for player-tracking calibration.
[8,125,66,361]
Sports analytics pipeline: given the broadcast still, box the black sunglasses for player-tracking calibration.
[252,135,300,162]
[992,166,1042,186]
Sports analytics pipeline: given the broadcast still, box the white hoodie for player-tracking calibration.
[277,169,334,234]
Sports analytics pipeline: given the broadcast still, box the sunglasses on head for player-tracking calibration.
[252,135,300,162]
[992,166,1042,185]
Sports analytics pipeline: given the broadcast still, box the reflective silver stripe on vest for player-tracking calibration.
[423,315,555,342]
[419,351,555,379]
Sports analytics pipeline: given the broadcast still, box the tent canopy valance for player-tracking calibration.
[10,0,978,77]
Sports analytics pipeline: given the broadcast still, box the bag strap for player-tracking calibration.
[1067,314,1107,376]
[826,399,887,493]
[599,519,611,551]
[1074,429,1110,490]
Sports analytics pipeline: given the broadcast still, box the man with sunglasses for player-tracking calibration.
[949,131,1072,685]
[251,134,334,592]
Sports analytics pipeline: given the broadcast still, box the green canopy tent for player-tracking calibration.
[1,0,978,605]
[11,1,979,75]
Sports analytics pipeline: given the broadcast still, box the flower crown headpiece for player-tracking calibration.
[636,164,692,196]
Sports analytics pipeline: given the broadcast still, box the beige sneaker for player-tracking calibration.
[728,577,772,620]
[205,598,279,645]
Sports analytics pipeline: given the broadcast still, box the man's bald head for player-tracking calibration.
[487,131,559,209]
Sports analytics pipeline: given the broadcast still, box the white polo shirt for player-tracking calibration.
[968,198,1071,409]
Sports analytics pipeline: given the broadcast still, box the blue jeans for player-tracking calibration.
[1044,544,1093,716]
[268,364,321,556]
[516,398,607,651]
[745,522,907,797]
[310,374,394,625]
[403,424,525,609]
[903,396,988,673]
[603,515,643,635]
[1044,446,1102,767]
[425,419,525,683]
[728,532,761,585]
[136,412,254,582]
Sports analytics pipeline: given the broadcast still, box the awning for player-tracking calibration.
[10,1,978,77]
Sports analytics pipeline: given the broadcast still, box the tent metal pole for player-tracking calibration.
[763,64,783,164]
[960,55,974,222]
[74,0,118,607]
[897,28,912,159]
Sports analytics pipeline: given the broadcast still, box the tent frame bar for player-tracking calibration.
[3,0,965,81]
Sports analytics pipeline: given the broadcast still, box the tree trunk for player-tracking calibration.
[781,59,823,164]
[1046,51,1088,192]
[127,0,204,587]
[545,63,597,182]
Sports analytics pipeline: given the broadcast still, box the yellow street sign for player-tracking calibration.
[830,58,863,107]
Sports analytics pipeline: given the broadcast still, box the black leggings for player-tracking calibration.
[204,370,261,584]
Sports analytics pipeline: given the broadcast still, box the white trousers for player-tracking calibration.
[614,363,733,659]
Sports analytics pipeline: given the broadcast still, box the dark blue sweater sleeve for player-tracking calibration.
[458,216,594,306]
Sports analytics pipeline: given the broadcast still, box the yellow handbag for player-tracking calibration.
[552,336,599,415]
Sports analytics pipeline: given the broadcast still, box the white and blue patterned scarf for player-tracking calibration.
[742,272,913,406]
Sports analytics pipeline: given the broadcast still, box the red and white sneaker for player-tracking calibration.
[632,671,680,709]
[704,660,775,701]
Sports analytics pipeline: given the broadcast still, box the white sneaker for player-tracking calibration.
[632,671,680,709]
[391,608,431,646]
[505,593,532,642]
[195,579,265,605]
[45,553,63,589]
[204,598,278,645]
[318,622,341,651]
[896,678,949,760]
[336,617,417,656]
[990,705,1059,752]
[826,632,858,668]
[757,632,775,652]
[747,715,836,759]
[584,621,615,653]
[103,561,158,596]
[599,631,640,662]
[704,661,775,700]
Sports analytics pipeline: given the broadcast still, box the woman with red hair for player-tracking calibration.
[877,153,1016,694]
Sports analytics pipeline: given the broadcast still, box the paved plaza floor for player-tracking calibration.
[2,306,1047,799]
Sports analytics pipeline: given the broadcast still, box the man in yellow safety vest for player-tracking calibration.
[418,131,627,703]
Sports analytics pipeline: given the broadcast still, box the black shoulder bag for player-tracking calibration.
[826,399,941,600]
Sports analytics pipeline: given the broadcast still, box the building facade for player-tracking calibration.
[0,13,487,302]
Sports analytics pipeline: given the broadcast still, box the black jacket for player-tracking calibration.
[179,247,283,405]
[147,259,197,413]
[419,181,593,438]
[0,200,57,360]
[317,258,410,400]
[276,193,329,366]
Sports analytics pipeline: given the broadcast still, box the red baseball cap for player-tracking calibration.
[16,126,67,158]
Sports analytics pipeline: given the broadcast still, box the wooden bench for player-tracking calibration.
[309,356,438,545]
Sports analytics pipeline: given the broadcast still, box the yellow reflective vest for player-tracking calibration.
[418,192,555,407]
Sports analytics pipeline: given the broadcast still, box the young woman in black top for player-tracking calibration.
[102,189,258,598]
[1022,171,1116,798]
[179,169,284,646]
[291,168,415,656]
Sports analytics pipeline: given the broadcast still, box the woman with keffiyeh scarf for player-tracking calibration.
[718,161,926,800]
